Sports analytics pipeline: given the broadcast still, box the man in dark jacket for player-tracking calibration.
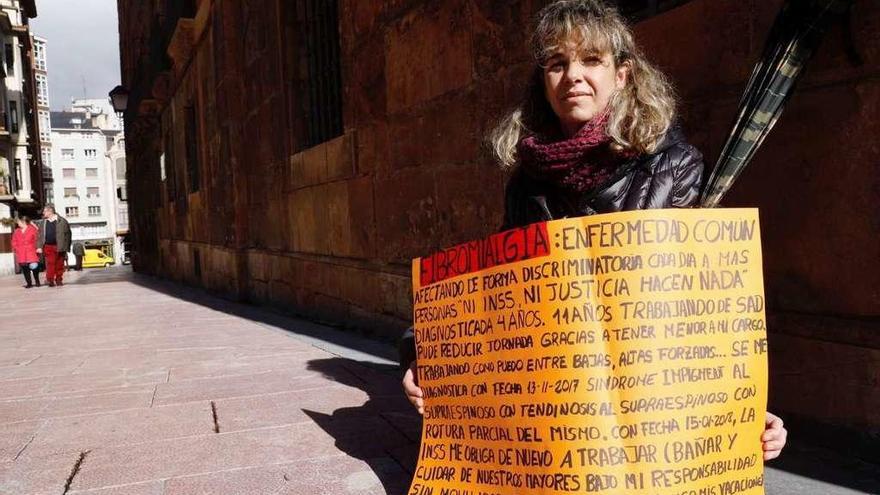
[36,205,72,287]
[72,242,85,271]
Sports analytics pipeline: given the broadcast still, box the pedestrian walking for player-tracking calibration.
[72,242,85,271]
[399,0,787,460]
[36,204,72,287]
[11,216,41,288]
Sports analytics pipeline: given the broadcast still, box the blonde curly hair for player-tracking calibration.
[490,0,678,169]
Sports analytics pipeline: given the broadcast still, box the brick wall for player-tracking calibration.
[118,0,880,445]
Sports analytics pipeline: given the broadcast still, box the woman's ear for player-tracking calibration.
[616,60,631,90]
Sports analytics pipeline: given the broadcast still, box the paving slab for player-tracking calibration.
[162,455,409,495]
[69,423,344,490]
[151,370,334,406]
[0,452,80,495]
[68,480,165,495]
[0,421,41,462]
[24,402,214,457]
[0,387,156,424]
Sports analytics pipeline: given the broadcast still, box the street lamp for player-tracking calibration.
[108,85,129,114]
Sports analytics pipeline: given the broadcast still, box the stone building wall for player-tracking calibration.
[118,0,879,451]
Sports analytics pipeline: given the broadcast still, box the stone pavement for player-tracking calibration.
[0,267,878,495]
[0,268,418,494]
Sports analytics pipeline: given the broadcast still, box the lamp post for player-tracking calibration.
[108,85,129,126]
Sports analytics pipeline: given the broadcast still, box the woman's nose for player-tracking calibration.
[563,61,586,84]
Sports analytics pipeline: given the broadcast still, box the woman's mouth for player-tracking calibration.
[563,91,591,100]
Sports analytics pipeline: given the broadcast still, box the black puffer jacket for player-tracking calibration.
[399,126,705,368]
[501,125,704,228]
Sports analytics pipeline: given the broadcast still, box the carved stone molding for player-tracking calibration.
[167,18,196,75]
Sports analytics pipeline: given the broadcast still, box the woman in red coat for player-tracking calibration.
[11,216,41,288]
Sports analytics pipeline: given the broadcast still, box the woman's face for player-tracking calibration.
[16,219,25,228]
[543,42,628,136]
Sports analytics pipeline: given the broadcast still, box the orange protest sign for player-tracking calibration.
[409,209,768,495]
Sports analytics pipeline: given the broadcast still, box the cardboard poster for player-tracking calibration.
[409,209,768,495]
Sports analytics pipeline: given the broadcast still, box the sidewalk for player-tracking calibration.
[0,267,418,494]
[0,267,877,494]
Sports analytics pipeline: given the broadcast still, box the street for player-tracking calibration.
[0,268,877,494]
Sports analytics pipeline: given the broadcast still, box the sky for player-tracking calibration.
[30,0,121,111]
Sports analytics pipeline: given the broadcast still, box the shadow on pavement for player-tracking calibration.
[65,266,136,285]
[766,435,880,493]
[304,357,421,494]
[68,267,400,364]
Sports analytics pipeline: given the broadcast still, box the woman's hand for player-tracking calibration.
[762,412,787,461]
[402,361,424,415]
[36,248,42,254]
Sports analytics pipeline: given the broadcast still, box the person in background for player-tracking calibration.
[11,216,41,288]
[72,242,85,271]
[36,204,72,287]
[400,0,787,462]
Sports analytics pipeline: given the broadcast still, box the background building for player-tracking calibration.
[50,99,126,264]
[117,0,879,458]
[34,35,50,203]
[0,0,43,275]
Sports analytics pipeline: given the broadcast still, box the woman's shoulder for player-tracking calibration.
[644,126,704,175]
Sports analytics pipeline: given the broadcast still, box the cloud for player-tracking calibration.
[30,0,121,110]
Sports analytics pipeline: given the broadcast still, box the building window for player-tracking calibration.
[9,100,18,134]
[12,159,22,191]
[86,168,98,178]
[65,206,79,217]
[36,74,49,107]
[296,0,343,149]
[75,222,107,237]
[64,187,78,198]
[39,110,51,142]
[34,41,46,71]
[184,104,200,193]
[62,148,74,160]
[84,149,97,159]
[88,206,101,217]
[4,43,13,74]
[42,150,51,169]
[62,168,75,179]
[87,187,100,198]
[117,204,129,230]
[117,186,128,201]
[116,157,126,178]
[163,129,176,200]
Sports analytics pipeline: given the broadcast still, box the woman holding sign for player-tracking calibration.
[401,0,787,461]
